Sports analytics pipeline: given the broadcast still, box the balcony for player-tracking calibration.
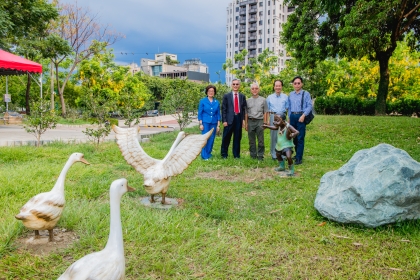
[239,43,246,51]
[248,53,257,58]
[239,35,246,41]
[249,7,257,14]
[248,34,257,40]
[249,25,257,31]
[239,26,246,33]
[249,16,257,23]
[239,8,246,15]
[239,19,246,25]
[248,43,257,50]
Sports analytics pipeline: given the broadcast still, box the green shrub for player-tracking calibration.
[315,96,418,116]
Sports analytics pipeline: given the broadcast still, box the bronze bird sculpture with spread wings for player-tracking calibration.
[113,126,213,204]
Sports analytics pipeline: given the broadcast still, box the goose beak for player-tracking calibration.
[80,158,90,165]
[127,186,135,192]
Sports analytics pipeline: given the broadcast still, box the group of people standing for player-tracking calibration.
[197,76,312,170]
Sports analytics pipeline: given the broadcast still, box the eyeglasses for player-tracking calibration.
[232,83,240,85]
[293,82,301,85]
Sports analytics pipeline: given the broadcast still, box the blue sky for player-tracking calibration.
[61,0,228,83]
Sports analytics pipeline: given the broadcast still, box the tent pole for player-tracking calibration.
[40,73,43,99]
[6,76,8,112]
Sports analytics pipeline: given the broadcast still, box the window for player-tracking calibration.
[235,25,238,29]
[258,48,262,53]
[268,1,270,6]
[230,35,231,39]
[273,28,275,33]
[268,10,270,15]
[259,11,263,16]
[236,16,239,20]
[268,19,270,24]
[258,39,262,43]
[259,2,263,6]
[235,33,238,38]
[235,42,238,47]
[259,20,263,26]
[236,7,239,12]
[268,29,270,34]
[235,51,238,54]
[267,38,270,43]
[258,29,262,34]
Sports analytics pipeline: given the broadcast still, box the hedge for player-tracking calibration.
[314,96,420,116]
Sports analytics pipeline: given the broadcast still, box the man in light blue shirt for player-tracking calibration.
[287,76,313,165]
[266,80,289,160]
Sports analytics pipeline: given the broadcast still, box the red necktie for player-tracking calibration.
[234,93,239,114]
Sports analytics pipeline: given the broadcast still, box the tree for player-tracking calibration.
[23,100,58,147]
[282,0,420,114]
[223,49,278,84]
[49,1,123,116]
[1,0,60,115]
[118,74,151,127]
[165,55,180,65]
[0,0,58,50]
[162,79,202,131]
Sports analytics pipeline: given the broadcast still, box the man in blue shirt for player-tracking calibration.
[287,76,313,165]
[266,80,289,160]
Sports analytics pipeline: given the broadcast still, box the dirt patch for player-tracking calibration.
[196,166,298,183]
[15,228,79,256]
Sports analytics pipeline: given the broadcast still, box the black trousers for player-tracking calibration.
[221,114,242,158]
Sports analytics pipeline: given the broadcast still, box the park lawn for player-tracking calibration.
[0,115,419,279]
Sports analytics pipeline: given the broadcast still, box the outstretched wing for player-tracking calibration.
[113,125,159,174]
[162,128,214,177]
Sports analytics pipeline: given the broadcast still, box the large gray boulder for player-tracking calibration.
[314,143,420,228]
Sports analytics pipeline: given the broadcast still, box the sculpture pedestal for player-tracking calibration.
[140,196,179,209]
[277,171,299,178]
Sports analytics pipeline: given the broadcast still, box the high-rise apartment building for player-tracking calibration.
[225,0,293,84]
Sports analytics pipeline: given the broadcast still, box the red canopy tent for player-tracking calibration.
[0,49,42,75]
[0,49,43,111]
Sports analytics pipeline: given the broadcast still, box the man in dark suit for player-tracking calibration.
[221,79,247,158]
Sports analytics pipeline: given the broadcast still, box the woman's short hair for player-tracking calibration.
[273,79,283,90]
[205,85,217,95]
[291,76,303,84]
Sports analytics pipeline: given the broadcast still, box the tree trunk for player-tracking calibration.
[376,53,391,115]
[25,73,31,115]
[55,64,66,117]
[50,61,54,110]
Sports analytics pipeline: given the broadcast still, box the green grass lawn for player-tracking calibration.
[0,115,419,279]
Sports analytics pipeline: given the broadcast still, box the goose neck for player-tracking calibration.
[104,193,124,255]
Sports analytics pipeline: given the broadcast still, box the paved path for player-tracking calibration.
[0,115,198,147]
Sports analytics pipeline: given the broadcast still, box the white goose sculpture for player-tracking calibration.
[15,153,90,241]
[113,125,213,204]
[58,178,135,280]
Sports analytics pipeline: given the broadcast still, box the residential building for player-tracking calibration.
[140,53,209,82]
[225,0,294,84]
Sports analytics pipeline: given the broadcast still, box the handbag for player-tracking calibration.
[301,91,315,125]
